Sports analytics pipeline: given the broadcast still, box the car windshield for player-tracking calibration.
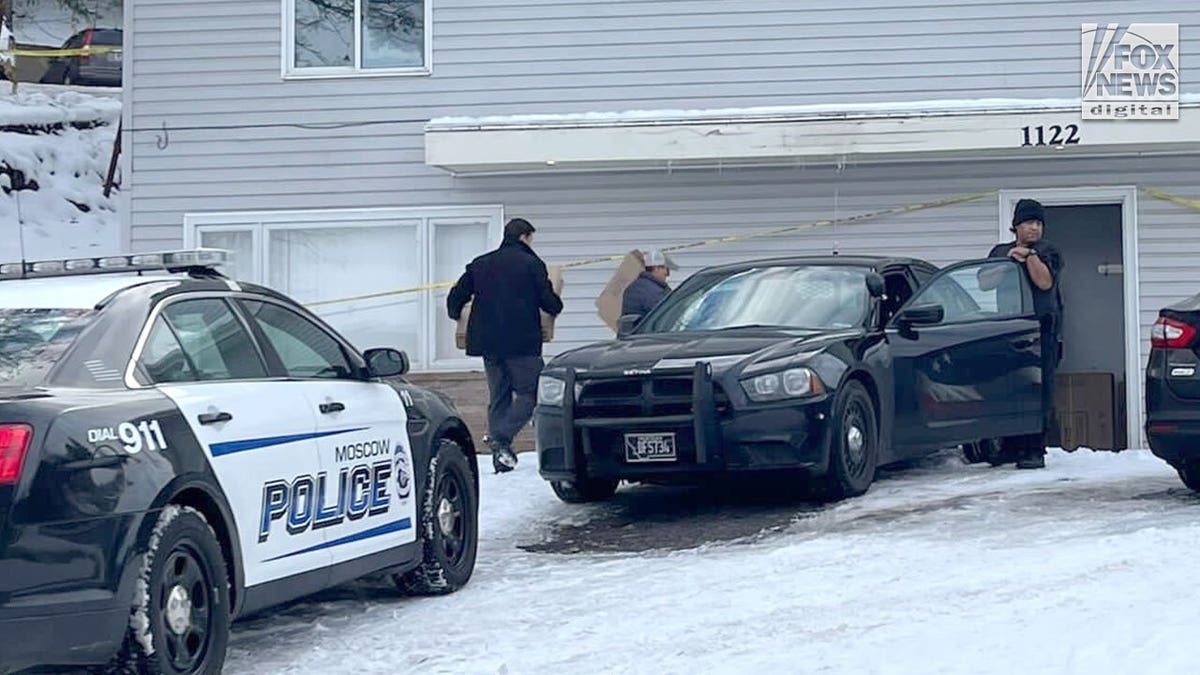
[638,265,872,333]
[0,309,96,386]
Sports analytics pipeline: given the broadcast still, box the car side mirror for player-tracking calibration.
[896,304,944,327]
[364,348,409,377]
[865,272,885,298]
[617,314,642,338]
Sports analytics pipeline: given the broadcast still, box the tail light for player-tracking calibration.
[0,424,32,486]
[1151,316,1197,349]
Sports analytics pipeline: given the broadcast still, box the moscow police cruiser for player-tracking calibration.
[0,249,480,674]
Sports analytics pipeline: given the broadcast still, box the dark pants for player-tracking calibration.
[484,355,544,447]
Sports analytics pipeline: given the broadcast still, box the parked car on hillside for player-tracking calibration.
[40,27,122,87]
[535,254,1048,502]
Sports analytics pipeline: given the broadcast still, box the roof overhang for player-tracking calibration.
[425,97,1200,176]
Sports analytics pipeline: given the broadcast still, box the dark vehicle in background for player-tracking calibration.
[535,254,1049,503]
[40,28,122,87]
[1145,294,1200,490]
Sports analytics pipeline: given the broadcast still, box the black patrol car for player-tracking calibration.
[536,254,1048,502]
[0,249,480,674]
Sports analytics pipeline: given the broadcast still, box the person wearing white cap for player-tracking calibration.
[621,249,679,320]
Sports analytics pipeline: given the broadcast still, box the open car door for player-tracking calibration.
[887,258,1045,453]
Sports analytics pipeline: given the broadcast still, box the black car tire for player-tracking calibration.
[395,439,478,595]
[550,478,620,503]
[822,380,879,499]
[963,438,1002,464]
[118,506,230,675]
[1177,462,1200,492]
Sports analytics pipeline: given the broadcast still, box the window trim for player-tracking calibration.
[281,0,433,80]
[184,205,505,372]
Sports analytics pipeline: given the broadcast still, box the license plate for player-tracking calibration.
[624,432,677,463]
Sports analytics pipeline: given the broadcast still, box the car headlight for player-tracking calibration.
[741,367,825,402]
[538,375,566,406]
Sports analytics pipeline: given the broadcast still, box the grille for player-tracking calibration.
[575,374,729,419]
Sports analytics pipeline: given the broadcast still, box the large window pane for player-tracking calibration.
[432,220,488,362]
[199,229,255,283]
[269,224,421,361]
[294,0,354,68]
[362,0,425,69]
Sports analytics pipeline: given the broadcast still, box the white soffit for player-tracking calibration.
[424,96,1200,175]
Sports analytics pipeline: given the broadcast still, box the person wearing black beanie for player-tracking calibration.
[983,198,1065,469]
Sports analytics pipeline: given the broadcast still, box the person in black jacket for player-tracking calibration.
[982,198,1065,470]
[447,218,564,473]
[621,249,679,321]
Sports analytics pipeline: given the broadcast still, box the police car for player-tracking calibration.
[0,249,480,674]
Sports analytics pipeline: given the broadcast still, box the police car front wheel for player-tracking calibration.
[119,506,230,675]
[394,439,479,595]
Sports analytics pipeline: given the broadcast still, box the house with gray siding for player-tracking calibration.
[121,1,1200,449]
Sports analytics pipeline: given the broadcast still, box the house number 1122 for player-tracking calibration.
[1021,124,1081,147]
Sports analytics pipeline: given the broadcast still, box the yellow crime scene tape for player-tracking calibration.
[1140,186,1200,211]
[1,46,120,58]
[304,189,998,308]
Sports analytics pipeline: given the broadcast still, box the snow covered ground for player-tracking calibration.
[0,83,121,261]
[223,447,1199,674]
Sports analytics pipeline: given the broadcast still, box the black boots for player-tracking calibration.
[485,434,518,474]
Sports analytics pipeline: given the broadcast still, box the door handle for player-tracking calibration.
[319,402,345,414]
[1011,337,1039,350]
[198,411,232,425]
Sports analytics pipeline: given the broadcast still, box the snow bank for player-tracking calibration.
[0,85,121,261]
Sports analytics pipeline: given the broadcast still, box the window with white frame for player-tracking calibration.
[285,0,430,76]
[184,206,501,371]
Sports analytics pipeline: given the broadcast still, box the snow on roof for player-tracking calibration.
[428,94,1200,129]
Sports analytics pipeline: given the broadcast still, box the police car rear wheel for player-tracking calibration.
[395,439,478,595]
[121,506,230,674]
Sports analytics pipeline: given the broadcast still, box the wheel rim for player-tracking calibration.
[843,400,871,476]
[157,543,213,672]
[435,467,469,565]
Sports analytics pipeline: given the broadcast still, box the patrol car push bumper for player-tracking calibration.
[536,363,835,482]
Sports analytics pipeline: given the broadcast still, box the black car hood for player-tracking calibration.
[549,328,860,375]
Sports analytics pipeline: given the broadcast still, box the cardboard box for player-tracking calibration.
[595,250,646,331]
[455,264,564,351]
[1053,371,1123,451]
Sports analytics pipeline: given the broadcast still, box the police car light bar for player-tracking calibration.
[0,248,232,280]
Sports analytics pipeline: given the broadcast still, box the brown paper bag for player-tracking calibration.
[455,264,565,350]
[595,250,646,331]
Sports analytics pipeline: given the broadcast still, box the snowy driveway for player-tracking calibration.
[225,448,1198,674]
